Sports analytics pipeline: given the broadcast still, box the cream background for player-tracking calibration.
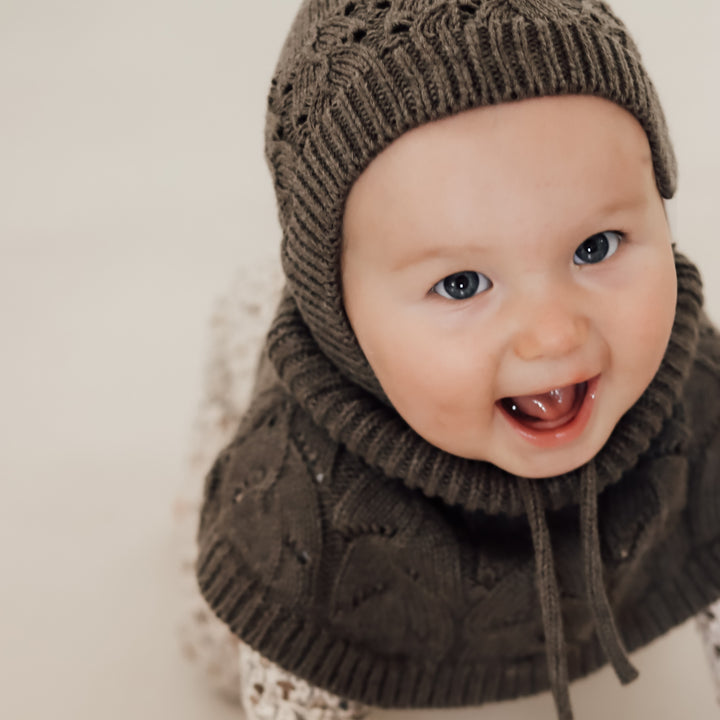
[1,1,719,718]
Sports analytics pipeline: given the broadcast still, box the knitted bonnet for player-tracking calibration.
[264,0,677,399]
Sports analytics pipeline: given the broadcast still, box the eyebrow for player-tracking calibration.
[593,191,648,217]
[390,243,487,272]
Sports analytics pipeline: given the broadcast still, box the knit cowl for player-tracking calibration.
[196,2,720,718]
[221,250,705,720]
[196,249,720,719]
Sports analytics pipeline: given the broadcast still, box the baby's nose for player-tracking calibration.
[512,302,590,361]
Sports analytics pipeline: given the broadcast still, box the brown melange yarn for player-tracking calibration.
[196,3,720,720]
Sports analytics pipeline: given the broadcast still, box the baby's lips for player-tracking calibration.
[495,375,601,448]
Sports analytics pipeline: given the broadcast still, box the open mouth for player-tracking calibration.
[499,381,588,431]
[496,376,600,446]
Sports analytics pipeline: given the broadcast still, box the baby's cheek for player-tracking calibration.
[612,261,677,393]
[633,263,676,349]
[376,337,481,430]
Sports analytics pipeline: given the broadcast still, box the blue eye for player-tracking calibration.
[432,271,492,300]
[573,231,623,265]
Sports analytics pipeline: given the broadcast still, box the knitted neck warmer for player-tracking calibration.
[264,250,703,718]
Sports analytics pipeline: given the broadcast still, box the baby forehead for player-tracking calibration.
[342,96,656,240]
[359,96,652,185]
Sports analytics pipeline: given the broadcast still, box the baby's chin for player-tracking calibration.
[493,453,595,480]
[410,428,605,479]
[419,435,604,479]
[422,420,613,479]
[486,432,612,479]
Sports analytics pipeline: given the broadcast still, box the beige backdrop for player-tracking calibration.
[1,1,719,719]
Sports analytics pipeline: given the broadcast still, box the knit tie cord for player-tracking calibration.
[519,462,639,720]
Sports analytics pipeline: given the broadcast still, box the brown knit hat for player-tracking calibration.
[264,0,677,395]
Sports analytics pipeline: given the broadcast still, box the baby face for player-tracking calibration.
[341,95,677,479]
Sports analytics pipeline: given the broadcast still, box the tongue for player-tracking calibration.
[510,385,578,421]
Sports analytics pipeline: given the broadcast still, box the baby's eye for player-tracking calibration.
[431,271,492,300]
[573,231,623,265]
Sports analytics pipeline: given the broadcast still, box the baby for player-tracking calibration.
[191,1,720,719]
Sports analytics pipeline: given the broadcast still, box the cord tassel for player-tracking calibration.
[520,478,574,720]
[580,462,640,684]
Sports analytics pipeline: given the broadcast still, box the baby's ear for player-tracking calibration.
[663,197,677,240]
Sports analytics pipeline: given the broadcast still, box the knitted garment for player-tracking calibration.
[195,2,720,718]
[182,260,720,717]
[174,261,282,704]
[197,250,720,720]
[175,257,368,719]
